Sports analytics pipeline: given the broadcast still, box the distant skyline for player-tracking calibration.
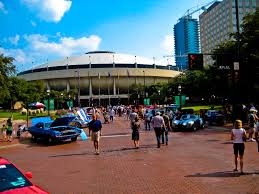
[0,0,213,72]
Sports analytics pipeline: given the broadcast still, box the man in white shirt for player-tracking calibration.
[151,112,166,148]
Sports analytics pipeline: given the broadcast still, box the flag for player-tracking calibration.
[98,73,100,79]
[127,70,130,77]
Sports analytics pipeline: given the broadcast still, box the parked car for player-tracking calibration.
[172,114,205,131]
[205,110,225,126]
[0,157,49,194]
[61,114,90,128]
[29,117,81,144]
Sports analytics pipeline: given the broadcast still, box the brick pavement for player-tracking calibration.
[0,116,259,194]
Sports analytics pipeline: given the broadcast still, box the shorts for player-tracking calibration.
[6,130,12,136]
[233,143,245,156]
[249,127,255,134]
[91,131,100,142]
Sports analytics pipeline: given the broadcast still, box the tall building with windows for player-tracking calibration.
[199,0,259,66]
[174,17,200,70]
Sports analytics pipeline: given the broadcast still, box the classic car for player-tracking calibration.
[172,114,205,131]
[61,114,90,128]
[0,157,49,194]
[29,117,82,144]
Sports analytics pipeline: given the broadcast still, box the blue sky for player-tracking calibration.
[0,0,211,72]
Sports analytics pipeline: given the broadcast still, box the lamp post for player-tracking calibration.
[75,70,80,107]
[178,85,182,109]
[60,93,63,109]
[158,90,160,106]
[47,89,50,116]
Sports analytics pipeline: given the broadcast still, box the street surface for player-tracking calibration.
[1,116,259,194]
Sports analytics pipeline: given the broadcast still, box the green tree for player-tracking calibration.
[0,53,15,104]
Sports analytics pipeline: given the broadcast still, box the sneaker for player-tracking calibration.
[166,142,168,146]
[251,138,256,142]
[248,138,252,142]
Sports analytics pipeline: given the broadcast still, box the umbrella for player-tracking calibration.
[28,102,46,109]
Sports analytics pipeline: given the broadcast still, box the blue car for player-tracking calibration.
[29,117,82,144]
[172,114,205,131]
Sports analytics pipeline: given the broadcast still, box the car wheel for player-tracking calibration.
[193,125,197,131]
[71,137,77,142]
[46,136,55,145]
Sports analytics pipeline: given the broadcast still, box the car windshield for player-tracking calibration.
[181,115,190,120]
[50,117,74,127]
[0,164,32,192]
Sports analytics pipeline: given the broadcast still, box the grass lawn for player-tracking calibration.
[182,105,223,113]
[0,111,48,121]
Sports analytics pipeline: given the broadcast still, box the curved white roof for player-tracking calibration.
[36,51,166,68]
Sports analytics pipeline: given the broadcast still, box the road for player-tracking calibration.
[1,116,259,194]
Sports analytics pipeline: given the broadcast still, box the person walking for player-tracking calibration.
[109,108,115,122]
[6,117,13,142]
[131,116,140,148]
[231,120,246,175]
[1,124,7,141]
[255,120,259,152]
[161,111,171,145]
[151,112,166,148]
[247,108,258,142]
[89,114,102,155]
[144,110,151,131]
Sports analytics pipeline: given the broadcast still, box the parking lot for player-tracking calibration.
[1,116,259,194]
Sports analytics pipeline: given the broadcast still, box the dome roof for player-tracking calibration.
[36,51,165,69]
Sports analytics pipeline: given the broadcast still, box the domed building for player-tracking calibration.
[18,51,181,106]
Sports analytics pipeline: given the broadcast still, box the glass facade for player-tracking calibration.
[174,17,200,70]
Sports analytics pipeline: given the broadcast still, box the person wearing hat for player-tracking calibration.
[151,111,166,148]
[248,108,258,142]
[231,120,246,175]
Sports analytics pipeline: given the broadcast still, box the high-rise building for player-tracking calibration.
[174,17,200,70]
[199,0,259,66]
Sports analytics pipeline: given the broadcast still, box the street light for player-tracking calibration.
[178,85,182,109]
[60,93,63,109]
[75,70,80,107]
[47,89,50,116]
[158,90,160,106]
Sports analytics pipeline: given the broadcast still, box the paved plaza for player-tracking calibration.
[1,116,259,194]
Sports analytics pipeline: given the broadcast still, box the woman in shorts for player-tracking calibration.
[231,120,246,175]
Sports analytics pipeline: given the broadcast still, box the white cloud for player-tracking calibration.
[21,0,72,22]
[9,35,20,46]
[24,34,102,57]
[0,1,8,14]
[1,47,28,64]
[160,34,175,65]
[30,20,37,27]
[161,34,174,55]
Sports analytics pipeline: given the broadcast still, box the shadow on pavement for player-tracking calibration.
[186,171,259,178]
[18,136,74,148]
[48,144,158,158]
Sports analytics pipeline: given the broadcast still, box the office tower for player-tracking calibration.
[174,16,200,70]
[199,0,259,66]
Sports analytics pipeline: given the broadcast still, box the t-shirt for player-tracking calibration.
[232,128,246,144]
[163,115,170,127]
[89,120,102,132]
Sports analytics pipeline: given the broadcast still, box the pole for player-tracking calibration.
[77,71,81,107]
[232,0,240,121]
[26,103,29,128]
[143,71,146,98]
[48,94,50,116]
[99,76,101,106]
